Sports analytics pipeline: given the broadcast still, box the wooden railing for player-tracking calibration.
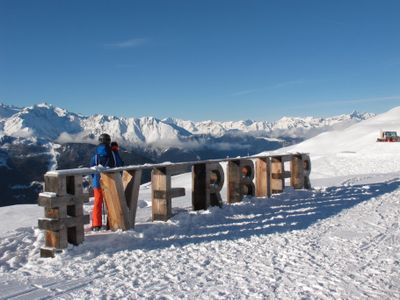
[38,153,311,257]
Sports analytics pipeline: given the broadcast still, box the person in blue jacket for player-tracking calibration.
[90,133,115,231]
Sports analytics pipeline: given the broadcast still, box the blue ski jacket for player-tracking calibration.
[90,144,116,188]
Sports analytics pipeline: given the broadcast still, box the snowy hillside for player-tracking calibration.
[0,103,373,146]
[0,107,399,299]
[275,106,400,179]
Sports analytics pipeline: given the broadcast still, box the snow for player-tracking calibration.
[0,107,399,299]
[0,205,43,235]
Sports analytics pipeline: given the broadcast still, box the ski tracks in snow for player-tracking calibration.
[0,179,399,299]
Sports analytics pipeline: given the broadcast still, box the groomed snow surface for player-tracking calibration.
[1,107,400,299]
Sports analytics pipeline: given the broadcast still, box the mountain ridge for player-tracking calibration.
[0,102,375,146]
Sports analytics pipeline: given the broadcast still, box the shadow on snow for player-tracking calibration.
[79,179,400,254]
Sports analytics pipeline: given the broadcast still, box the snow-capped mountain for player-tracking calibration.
[1,103,191,146]
[163,111,374,138]
[0,103,374,145]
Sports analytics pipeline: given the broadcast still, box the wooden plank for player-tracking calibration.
[44,153,311,178]
[255,157,271,198]
[240,159,255,197]
[151,168,171,221]
[153,188,185,199]
[192,164,208,210]
[208,163,224,207]
[166,164,190,176]
[227,159,255,203]
[302,154,312,189]
[291,154,305,189]
[45,229,68,249]
[38,194,88,208]
[227,160,241,203]
[38,215,90,231]
[67,203,83,217]
[100,173,130,230]
[40,247,58,258]
[280,154,293,163]
[67,224,85,245]
[45,206,67,219]
[122,170,142,229]
[44,175,67,196]
[271,157,284,193]
[65,175,84,196]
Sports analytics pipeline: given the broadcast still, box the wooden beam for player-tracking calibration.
[208,163,224,207]
[45,229,68,249]
[38,215,90,231]
[291,154,305,189]
[271,157,284,193]
[302,154,312,189]
[192,164,208,210]
[38,194,88,208]
[153,188,185,199]
[255,157,271,198]
[165,164,190,176]
[151,166,187,221]
[44,175,67,196]
[280,154,293,163]
[151,168,171,221]
[100,172,130,230]
[227,161,241,203]
[192,162,224,210]
[44,153,310,178]
[227,159,255,203]
[122,170,142,229]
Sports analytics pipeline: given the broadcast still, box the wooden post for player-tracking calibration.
[302,154,312,189]
[152,165,187,221]
[271,156,284,194]
[192,162,224,210]
[100,172,131,230]
[122,170,142,228]
[290,154,305,189]
[39,174,89,258]
[152,167,171,221]
[255,157,271,198]
[209,163,224,207]
[227,159,255,203]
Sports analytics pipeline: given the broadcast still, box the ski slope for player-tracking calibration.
[0,107,399,299]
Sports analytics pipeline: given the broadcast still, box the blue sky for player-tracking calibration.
[1,0,399,121]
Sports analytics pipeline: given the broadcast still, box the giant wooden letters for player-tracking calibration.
[39,153,311,257]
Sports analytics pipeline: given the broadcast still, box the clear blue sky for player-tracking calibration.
[1,0,399,121]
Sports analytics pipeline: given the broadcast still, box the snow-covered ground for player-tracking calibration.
[0,107,399,299]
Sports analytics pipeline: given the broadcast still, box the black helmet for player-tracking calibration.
[98,133,111,145]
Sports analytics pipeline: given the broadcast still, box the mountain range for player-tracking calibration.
[1,103,374,146]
